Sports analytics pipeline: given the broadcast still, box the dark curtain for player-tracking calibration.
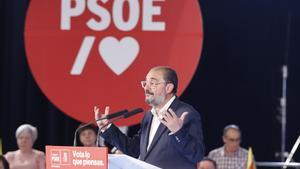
[1,0,300,164]
[0,0,80,151]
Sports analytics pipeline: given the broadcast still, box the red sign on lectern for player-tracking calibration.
[46,146,107,169]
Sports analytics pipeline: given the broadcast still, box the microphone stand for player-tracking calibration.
[280,65,288,162]
[73,119,101,146]
[73,109,128,146]
[283,135,300,169]
[96,108,144,147]
[276,12,291,163]
[73,116,119,146]
[96,116,125,147]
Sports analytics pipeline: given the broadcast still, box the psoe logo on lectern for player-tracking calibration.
[50,149,71,168]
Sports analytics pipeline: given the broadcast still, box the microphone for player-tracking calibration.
[98,108,144,132]
[95,108,144,147]
[123,108,144,118]
[97,109,128,121]
[73,109,128,146]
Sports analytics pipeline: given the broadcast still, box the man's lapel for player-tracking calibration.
[143,97,181,159]
[140,111,152,160]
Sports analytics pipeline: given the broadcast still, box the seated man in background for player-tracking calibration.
[198,157,217,169]
[208,124,248,169]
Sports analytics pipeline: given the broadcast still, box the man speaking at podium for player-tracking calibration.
[95,66,204,169]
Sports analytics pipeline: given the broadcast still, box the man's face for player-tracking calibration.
[199,161,216,169]
[223,128,241,153]
[142,70,169,107]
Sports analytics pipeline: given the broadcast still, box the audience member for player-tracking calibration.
[0,155,9,169]
[4,124,45,169]
[208,124,248,169]
[76,123,126,155]
[198,157,217,169]
[76,124,97,147]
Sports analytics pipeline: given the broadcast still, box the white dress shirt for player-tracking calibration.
[147,96,176,150]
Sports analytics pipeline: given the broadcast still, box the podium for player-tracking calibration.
[108,154,161,169]
[46,146,161,169]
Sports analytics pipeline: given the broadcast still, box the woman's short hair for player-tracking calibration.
[77,124,97,136]
[0,155,10,169]
[15,124,38,142]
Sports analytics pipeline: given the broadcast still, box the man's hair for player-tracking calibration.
[223,124,241,137]
[201,157,217,169]
[151,66,178,94]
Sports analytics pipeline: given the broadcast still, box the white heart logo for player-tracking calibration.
[99,36,140,75]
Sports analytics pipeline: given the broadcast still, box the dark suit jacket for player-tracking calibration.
[101,97,204,169]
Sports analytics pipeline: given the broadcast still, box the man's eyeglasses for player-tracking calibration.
[140,80,170,88]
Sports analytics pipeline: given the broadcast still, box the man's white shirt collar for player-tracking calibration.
[147,96,176,151]
[150,96,176,117]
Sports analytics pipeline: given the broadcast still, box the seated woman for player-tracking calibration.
[76,123,125,154]
[4,124,45,169]
[77,124,98,147]
[0,155,10,169]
